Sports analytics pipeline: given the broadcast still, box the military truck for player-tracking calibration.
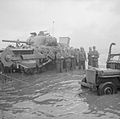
[80,43,120,95]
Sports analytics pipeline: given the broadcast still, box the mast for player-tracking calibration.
[52,21,55,37]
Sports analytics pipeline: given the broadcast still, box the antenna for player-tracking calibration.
[52,21,55,37]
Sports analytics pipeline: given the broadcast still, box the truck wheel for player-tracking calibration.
[98,82,117,96]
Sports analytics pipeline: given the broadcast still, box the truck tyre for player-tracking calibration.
[98,82,117,96]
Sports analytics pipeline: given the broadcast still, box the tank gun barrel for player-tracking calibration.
[2,40,27,44]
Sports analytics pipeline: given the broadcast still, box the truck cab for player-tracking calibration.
[80,43,120,95]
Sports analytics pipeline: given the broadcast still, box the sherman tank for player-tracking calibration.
[0,31,70,74]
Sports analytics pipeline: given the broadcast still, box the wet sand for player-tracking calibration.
[0,70,120,119]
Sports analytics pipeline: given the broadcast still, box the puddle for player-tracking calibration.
[0,71,120,119]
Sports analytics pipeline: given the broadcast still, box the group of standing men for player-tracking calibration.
[55,48,76,73]
[55,46,99,73]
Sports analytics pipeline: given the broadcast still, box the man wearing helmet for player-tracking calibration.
[91,46,99,67]
[27,32,37,46]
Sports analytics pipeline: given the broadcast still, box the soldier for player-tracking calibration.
[56,51,61,73]
[69,47,75,70]
[71,55,75,70]
[91,46,99,67]
[27,32,37,46]
[73,54,76,69]
[88,47,92,66]
[79,47,86,70]
[56,51,64,73]
[61,49,65,70]
[62,49,66,71]
[16,39,21,48]
[60,50,64,73]
[73,48,78,69]
[66,56,71,72]
[65,49,71,72]
[38,31,45,36]
[76,49,80,67]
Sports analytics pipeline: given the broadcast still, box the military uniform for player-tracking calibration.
[79,48,86,70]
[91,50,99,67]
[76,49,80,67]
[71,55,75,70]
[56,52,61,72]
[56,52,64,73]
[64,49,71,72]
[65,56,71,72]
[60,56,64,72]
[73,56,76,69]
[70,48,76,70]
[88,48,92,66]
[27,32,37,46]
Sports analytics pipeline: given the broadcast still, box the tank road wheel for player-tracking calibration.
[98,82,117,96]
[24,68,34,75]
[41,66,46,72]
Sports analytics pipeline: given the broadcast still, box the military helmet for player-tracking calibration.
[30,32,37,36]
[93,46,96,49]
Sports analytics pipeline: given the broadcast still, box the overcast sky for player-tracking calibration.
[0,0,120,52]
